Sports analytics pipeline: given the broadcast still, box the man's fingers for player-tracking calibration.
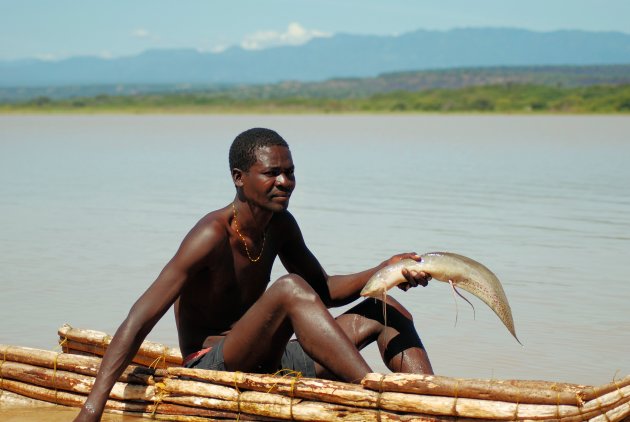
[400,266,431,291]
[409,271,419,287]
[408,270,431,287]
[418,271,431,287]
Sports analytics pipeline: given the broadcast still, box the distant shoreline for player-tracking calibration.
[1,84,629,114]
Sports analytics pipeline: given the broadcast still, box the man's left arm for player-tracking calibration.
[276,212,429,307]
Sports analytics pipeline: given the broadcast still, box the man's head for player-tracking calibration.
[229,128,289,172]
[230,128,295,212]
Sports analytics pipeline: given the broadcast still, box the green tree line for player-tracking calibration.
[2,83,629,113]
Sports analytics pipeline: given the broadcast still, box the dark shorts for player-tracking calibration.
[184,338,316,378]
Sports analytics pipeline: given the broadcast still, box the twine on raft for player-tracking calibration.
[576,392,585,420]
[451,379,459,417]
[151,381,167,417]
[375,373,385,422]
[512,386,522,421]
[268,369,303,421]
[594,394,612,422]
[52,337,69,405]
[149,345,168,370]
[233,371,242,421]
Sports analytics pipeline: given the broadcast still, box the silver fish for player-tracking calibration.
[360,252,521,344]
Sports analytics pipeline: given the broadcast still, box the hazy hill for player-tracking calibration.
[1,28,629,87]
[2,64,629,103]
[235,64,630,99]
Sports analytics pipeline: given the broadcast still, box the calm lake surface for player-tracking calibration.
[1,114,629,389]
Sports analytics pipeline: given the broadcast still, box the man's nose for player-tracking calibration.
[276,173,293,187]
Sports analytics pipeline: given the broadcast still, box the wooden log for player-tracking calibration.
[0,344,164,384]
[1,372,449,421]
[579,375,630,401]
[103,409,267,422]
[1,377,144,410]
[285,400,471,422]
[3,366,626,422]
[376,389,629,421]
[237,398,409,421]
[363,373,630,404]
[58,324,182,365]
[169,367,630,421]
[156,395,280,421]
[4,362,628,421]
[0,389,56,408]
[555,394,630,422]
[3,360,436,420]
[163,375,463,421]
[579,384,630,419]
[513,385,630,421]
[165,378,239,401]
[163,371,625,421]
[361,372,592,406]
[169,367,381,408]
[100,412,217,422]
[166,392,456,421]
[588,398,630,422]
[61,339,178,369]
[0,378,260,420]
[61,339,180,369]
[0,360,157,401]
[373,391,542,420]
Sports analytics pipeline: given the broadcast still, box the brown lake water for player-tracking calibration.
[1,115,629,416]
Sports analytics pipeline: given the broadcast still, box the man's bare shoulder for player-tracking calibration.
[270,210,303,248]
[270,210,299,230]
[177,207,231,258]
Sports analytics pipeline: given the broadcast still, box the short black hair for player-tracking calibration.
[229,128,289,171]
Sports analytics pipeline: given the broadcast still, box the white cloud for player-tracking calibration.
[35,53,58,61]
[132,28,150,38]
[197,45,229,54]
[241,22,332,50]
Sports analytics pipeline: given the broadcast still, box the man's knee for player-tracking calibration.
[271,274,319,305]
[351,297,414,323]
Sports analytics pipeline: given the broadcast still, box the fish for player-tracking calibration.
[360,252,521,345]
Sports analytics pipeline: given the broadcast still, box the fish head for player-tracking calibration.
[360,275,387,298]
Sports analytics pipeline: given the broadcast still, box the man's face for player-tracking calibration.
[240,145,295,212]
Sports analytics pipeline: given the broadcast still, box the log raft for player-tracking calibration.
[0,325,627,421]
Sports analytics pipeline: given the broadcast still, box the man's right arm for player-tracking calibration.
[74,219,220,421]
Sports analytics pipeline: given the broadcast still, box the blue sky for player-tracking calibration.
[1,0,628,61]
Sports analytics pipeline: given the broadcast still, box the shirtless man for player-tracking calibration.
[74,128,433,421]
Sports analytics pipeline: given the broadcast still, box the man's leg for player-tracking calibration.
[221,274,372,383]
[322,296,433,376]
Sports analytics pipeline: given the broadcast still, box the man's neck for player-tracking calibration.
[231,199,273,236]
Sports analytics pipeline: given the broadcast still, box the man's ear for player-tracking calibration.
[232,168,244,187]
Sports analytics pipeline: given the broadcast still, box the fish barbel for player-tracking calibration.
[360,252,521,344]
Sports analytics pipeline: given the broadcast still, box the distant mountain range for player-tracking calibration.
[1,28,629,87]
